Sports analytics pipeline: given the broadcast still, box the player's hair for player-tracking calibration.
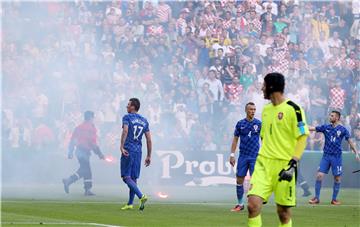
[245,102,255,110]
[264,72,285,95]
[84,111,94,121]
[129,98,140,111]
[331,110,341,119]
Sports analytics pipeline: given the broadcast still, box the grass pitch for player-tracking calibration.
[1,187,359,227]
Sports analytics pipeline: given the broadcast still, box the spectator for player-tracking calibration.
[256,35,271,57]
[8,118,32,151]
[262,0,278,16]
[1,1,358,154]
[224,77,243,105]
[311,12,330,41]
[329,79,346,112]
[309,85,328,122]
[201,132,217,151]
[240,64,256,91]
[205,69,224,103]
[198,82,214,123]
[328,31,342,48]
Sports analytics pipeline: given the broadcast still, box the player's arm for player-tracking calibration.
[279,102,309,182]
[144,131,152,167]
[229,136,239,167]
[347,138,360,161]
[120,124,129,156]
[279,134,308,182]
[310,124,326,133]
[292,134,308,161]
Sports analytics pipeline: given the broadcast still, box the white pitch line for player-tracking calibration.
[2,200,359,207]
[1,222,122,227]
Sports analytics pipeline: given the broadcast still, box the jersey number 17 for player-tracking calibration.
[133,125,144,140]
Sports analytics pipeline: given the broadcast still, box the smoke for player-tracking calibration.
[1,1,360,202]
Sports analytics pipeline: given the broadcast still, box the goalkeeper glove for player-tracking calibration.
[278,159,297,182]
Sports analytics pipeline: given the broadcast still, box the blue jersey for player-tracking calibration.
[122,113,150,153]
[316,124,350,155]
[234,118,262,158]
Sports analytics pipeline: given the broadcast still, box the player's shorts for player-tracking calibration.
[120,152,142,179]
[236,156,257,177]
[318,154,342,176]
[248,155,296,207]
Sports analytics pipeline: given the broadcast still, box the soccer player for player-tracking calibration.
[308,111,359,205]
[247,73,309,227]
[229,102,262,212]
[120,98,152,211]
[63,111,105,196]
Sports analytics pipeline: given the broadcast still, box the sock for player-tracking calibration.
[128,179,137,205]
[279,219,292,227]
[236,184,244,205]
[315,180,322,200]
[248,215,262,227]
[332,182,341,201]
[123,177,143,199]
[128,189,135,205]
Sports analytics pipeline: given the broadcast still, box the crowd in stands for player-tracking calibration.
[2,0,360,154]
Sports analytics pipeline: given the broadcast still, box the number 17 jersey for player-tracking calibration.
[122,113,150,153]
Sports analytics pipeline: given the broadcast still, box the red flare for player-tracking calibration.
[157,192,169,199]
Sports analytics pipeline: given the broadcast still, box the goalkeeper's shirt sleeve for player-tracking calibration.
[293,134,308,160]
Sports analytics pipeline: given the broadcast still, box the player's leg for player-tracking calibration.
[247,195,263,227]
[231,176,245,211]
[121,177,136,210]
[309,171,325,204]
[309,156,330,204]
[232,157,247,211]
[126,160,140,207]
[274,160,296,227]
[236,157,256,211]
[330,156,342,205]
[121,154,143,199]
[127,178,136,205]
[82,154,94,196]
[276,205,292,227]
[133,152,148,211]
[121,153,138,210]
[331,175,341,205]
[247,156,273,227]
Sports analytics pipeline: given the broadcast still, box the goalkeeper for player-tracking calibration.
[247,73,309,227]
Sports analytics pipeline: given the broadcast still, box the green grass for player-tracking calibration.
[1,188,359,227]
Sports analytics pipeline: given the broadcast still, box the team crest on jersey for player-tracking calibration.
[253,125,259,132]
[337,130,341,137]
[278,112,284,120]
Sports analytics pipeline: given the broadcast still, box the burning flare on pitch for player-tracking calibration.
[157,192,169,199]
